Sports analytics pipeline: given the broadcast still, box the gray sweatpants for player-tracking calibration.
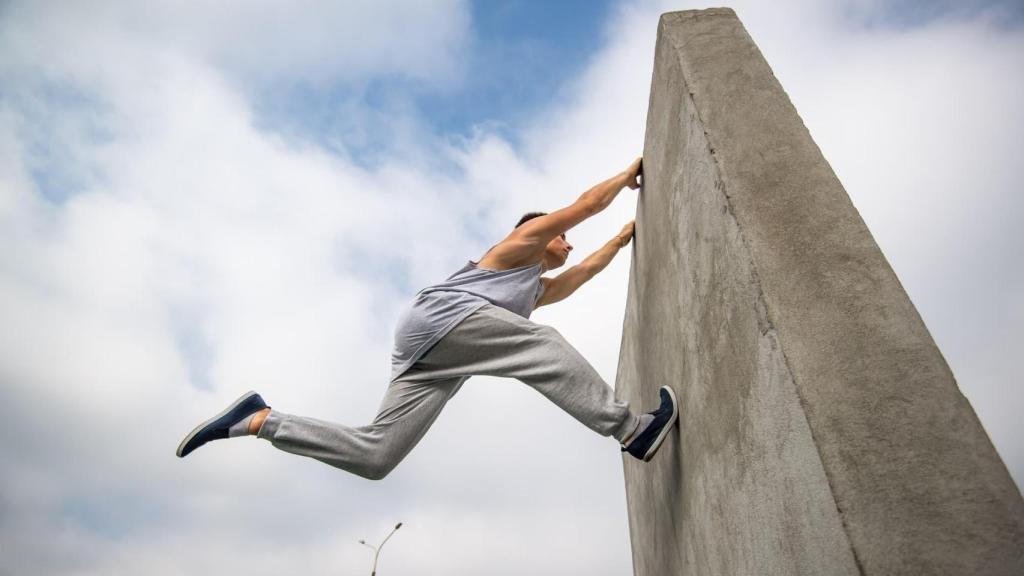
[257,302,640,480]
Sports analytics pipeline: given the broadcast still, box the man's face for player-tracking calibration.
[545,234,573,268]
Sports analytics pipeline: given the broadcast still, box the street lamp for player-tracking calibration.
[358,522,403,575]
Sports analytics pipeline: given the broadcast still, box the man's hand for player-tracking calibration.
[616,220,635,247]
[623,157,643,190]
[573,155,643,216]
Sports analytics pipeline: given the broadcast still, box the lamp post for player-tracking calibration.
[358,522,402,576]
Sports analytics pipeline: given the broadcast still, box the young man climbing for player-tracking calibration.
[177,156,679,478]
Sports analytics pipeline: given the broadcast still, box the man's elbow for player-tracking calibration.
[575,196,602,217]
[581,196,602,215]
[574,262,603,282]
[574,263,596,279]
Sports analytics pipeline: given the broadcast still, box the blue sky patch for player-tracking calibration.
[842,0,1024,30]
[4,78,114,204]
[249,0,615,168]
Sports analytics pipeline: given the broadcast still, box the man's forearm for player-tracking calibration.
[579,235,628,278]
[578,172,629,214]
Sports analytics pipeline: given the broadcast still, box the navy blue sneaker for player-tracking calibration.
[176,391,268,458]
[622,386,678,462]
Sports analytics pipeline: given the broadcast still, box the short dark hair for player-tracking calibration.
[515,211,565,240]
[516,211,547,228]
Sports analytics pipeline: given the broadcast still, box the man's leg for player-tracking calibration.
[256,375,467,480]
[409,303,642,444]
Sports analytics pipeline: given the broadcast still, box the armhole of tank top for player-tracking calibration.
[470,259,544,274]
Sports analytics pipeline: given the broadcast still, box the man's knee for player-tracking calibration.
[362,460,396,481]
[360,450,406,481]
[534,323,564,341]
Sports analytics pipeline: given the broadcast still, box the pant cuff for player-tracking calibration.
[614,413,641,444]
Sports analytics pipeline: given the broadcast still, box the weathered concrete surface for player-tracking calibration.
[617,8,1024,575]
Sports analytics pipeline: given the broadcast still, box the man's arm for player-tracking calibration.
[487,158,643,267]
[536,221,635,307]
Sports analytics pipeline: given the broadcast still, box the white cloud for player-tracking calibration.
[0,0,471,87]
[0,0,1021,574]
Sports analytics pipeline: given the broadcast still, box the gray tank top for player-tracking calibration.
[390,257,546,381]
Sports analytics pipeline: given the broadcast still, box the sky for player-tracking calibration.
[0,0,1021,574]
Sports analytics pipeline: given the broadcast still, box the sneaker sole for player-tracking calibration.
[176,390,259,458]
[643,386,679,462]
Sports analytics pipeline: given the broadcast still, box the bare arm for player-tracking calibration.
[536,221,635,307]
[486,158,643,267]
[581,157,643,213]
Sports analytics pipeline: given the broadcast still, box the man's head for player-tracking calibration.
[516,212,573,269]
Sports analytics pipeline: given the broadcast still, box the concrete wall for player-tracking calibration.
[616,8,1024,575]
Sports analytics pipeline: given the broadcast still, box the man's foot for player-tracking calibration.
[176,391,269,458]
[622,386,678,462]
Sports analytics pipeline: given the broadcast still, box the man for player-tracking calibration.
[177,156,679,479]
